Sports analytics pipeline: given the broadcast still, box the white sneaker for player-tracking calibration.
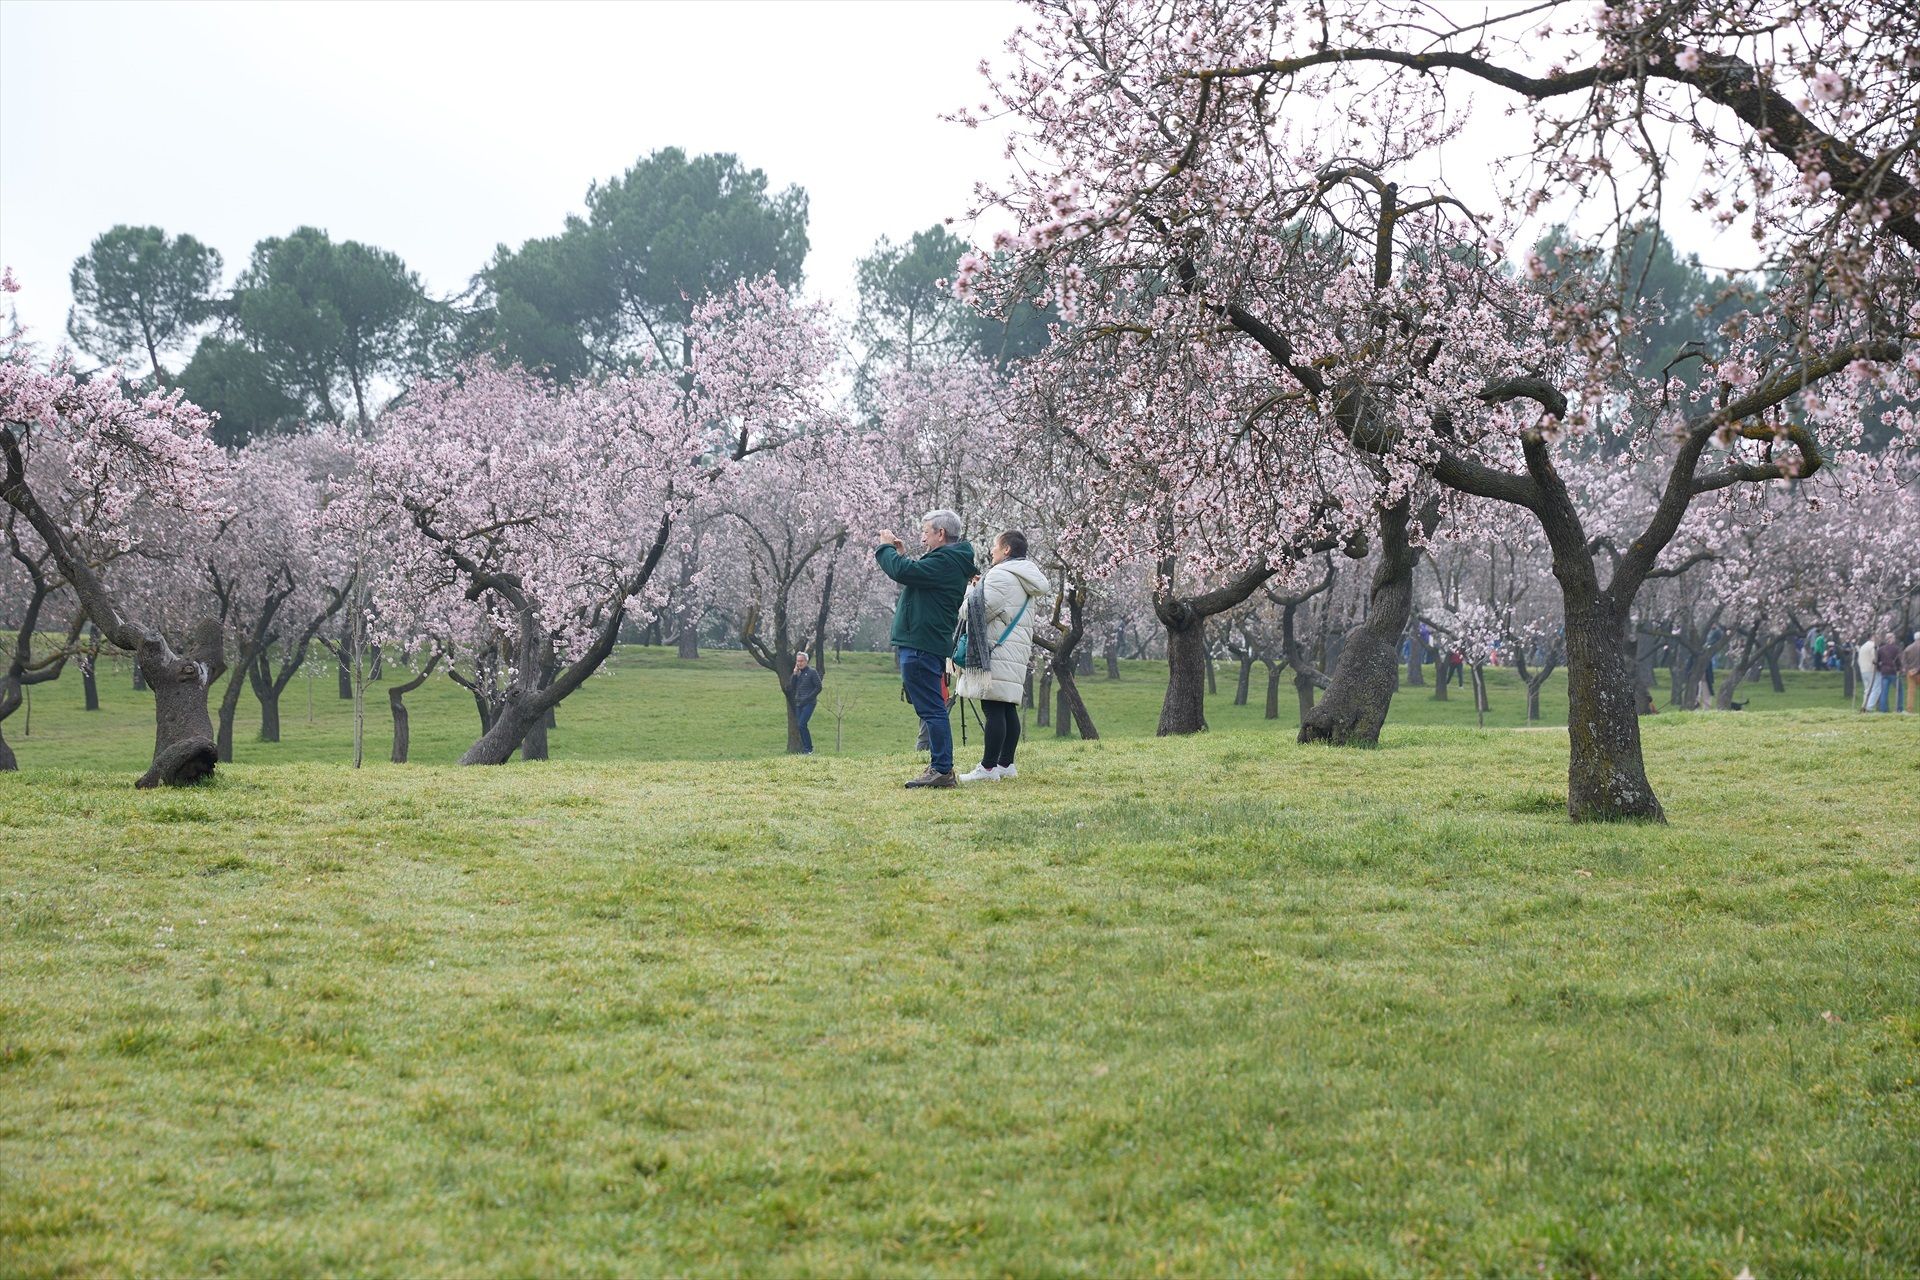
[957,765,998,783]
[994,764,1017,780]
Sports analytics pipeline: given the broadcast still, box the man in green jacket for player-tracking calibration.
[875,508,976,788]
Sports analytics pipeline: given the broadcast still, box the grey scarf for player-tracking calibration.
[959,579,992,670]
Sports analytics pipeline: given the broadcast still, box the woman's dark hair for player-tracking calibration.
[996,530,1029,560]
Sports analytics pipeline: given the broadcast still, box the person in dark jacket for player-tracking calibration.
[791,652,823,754]
[1872,632,1902,713]
[875,508,976,788]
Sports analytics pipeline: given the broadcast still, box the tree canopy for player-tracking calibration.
[66,226,223,384]
[476,148,809,377]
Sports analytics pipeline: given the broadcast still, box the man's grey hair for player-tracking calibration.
[795,651,810,661]
[922,509,962,542]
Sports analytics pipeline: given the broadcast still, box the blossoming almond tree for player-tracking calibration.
[718,426,892,752]
[346,277,840,766]
[966,0,1918,819]
[204,432,352,762]
[1,271,232,787]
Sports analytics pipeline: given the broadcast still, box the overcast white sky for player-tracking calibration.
[4,0,1759,358]
[0,0,1022,345]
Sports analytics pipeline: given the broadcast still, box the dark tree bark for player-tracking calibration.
[1557,591,1660,820]
[1264,661,1283,719]
[81,626,101,710]
[1035,670,1052,728]
[1035,575,1098,740]
[1406,628,1426,685]
[1714,624,1768,710]
[1511,642,1563,724]
[254,654,282,743]
[1277,571,1335,731]
[212,567,298,765]
[1300,494,1436,747]
[1155,563,1274,735]
[1157,622,1213,734]
[248,591,342,744]
[135,620,225,788]
[521,705,551,761]
[1631,627,1661,715]
[1294,666,1319,722]
[1233,650,1254,706]
[336,621,353,700]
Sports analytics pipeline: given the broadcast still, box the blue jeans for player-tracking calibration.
[898,647,952,773]
[796,700,816,752]
[1869,674,1891,712]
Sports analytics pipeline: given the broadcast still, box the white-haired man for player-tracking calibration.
[874,509,975,788]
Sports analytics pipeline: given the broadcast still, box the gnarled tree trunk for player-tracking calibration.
[80,630,100,711]
[388,659,438,764]
[1155,563,1274,736]
[1038,576,1099,740]
[1300,495,1433,747]
[250,654,283,743]
[136,621,225,789]
[1157,619,1212,734]
[1561,593,1662,822]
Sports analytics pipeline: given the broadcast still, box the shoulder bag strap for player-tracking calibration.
[996,594,1031,645]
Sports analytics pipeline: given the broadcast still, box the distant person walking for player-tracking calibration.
[1903,631,1920,715]
[954,530,1049,783]
[1857,637,1877,710]
[875,510,976,789]
[1872,632,1901,713]
[790,652,822,754]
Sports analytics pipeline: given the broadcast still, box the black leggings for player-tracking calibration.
[981,700,1021,768]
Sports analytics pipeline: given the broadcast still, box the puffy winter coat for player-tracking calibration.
[970,557,1052,703]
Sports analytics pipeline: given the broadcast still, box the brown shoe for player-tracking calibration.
[904,766,958,789]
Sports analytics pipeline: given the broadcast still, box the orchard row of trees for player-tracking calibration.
[6,0,1917,824]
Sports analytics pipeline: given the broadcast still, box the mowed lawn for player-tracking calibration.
[0,643,1875,775]
[1,653,1916,1276]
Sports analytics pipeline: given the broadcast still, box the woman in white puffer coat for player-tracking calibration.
[957,530,1051,782]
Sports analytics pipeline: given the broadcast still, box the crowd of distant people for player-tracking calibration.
[1795,627,1918,714]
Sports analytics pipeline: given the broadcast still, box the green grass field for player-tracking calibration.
[0,643,1879,774]
[2,649,1916,1276]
